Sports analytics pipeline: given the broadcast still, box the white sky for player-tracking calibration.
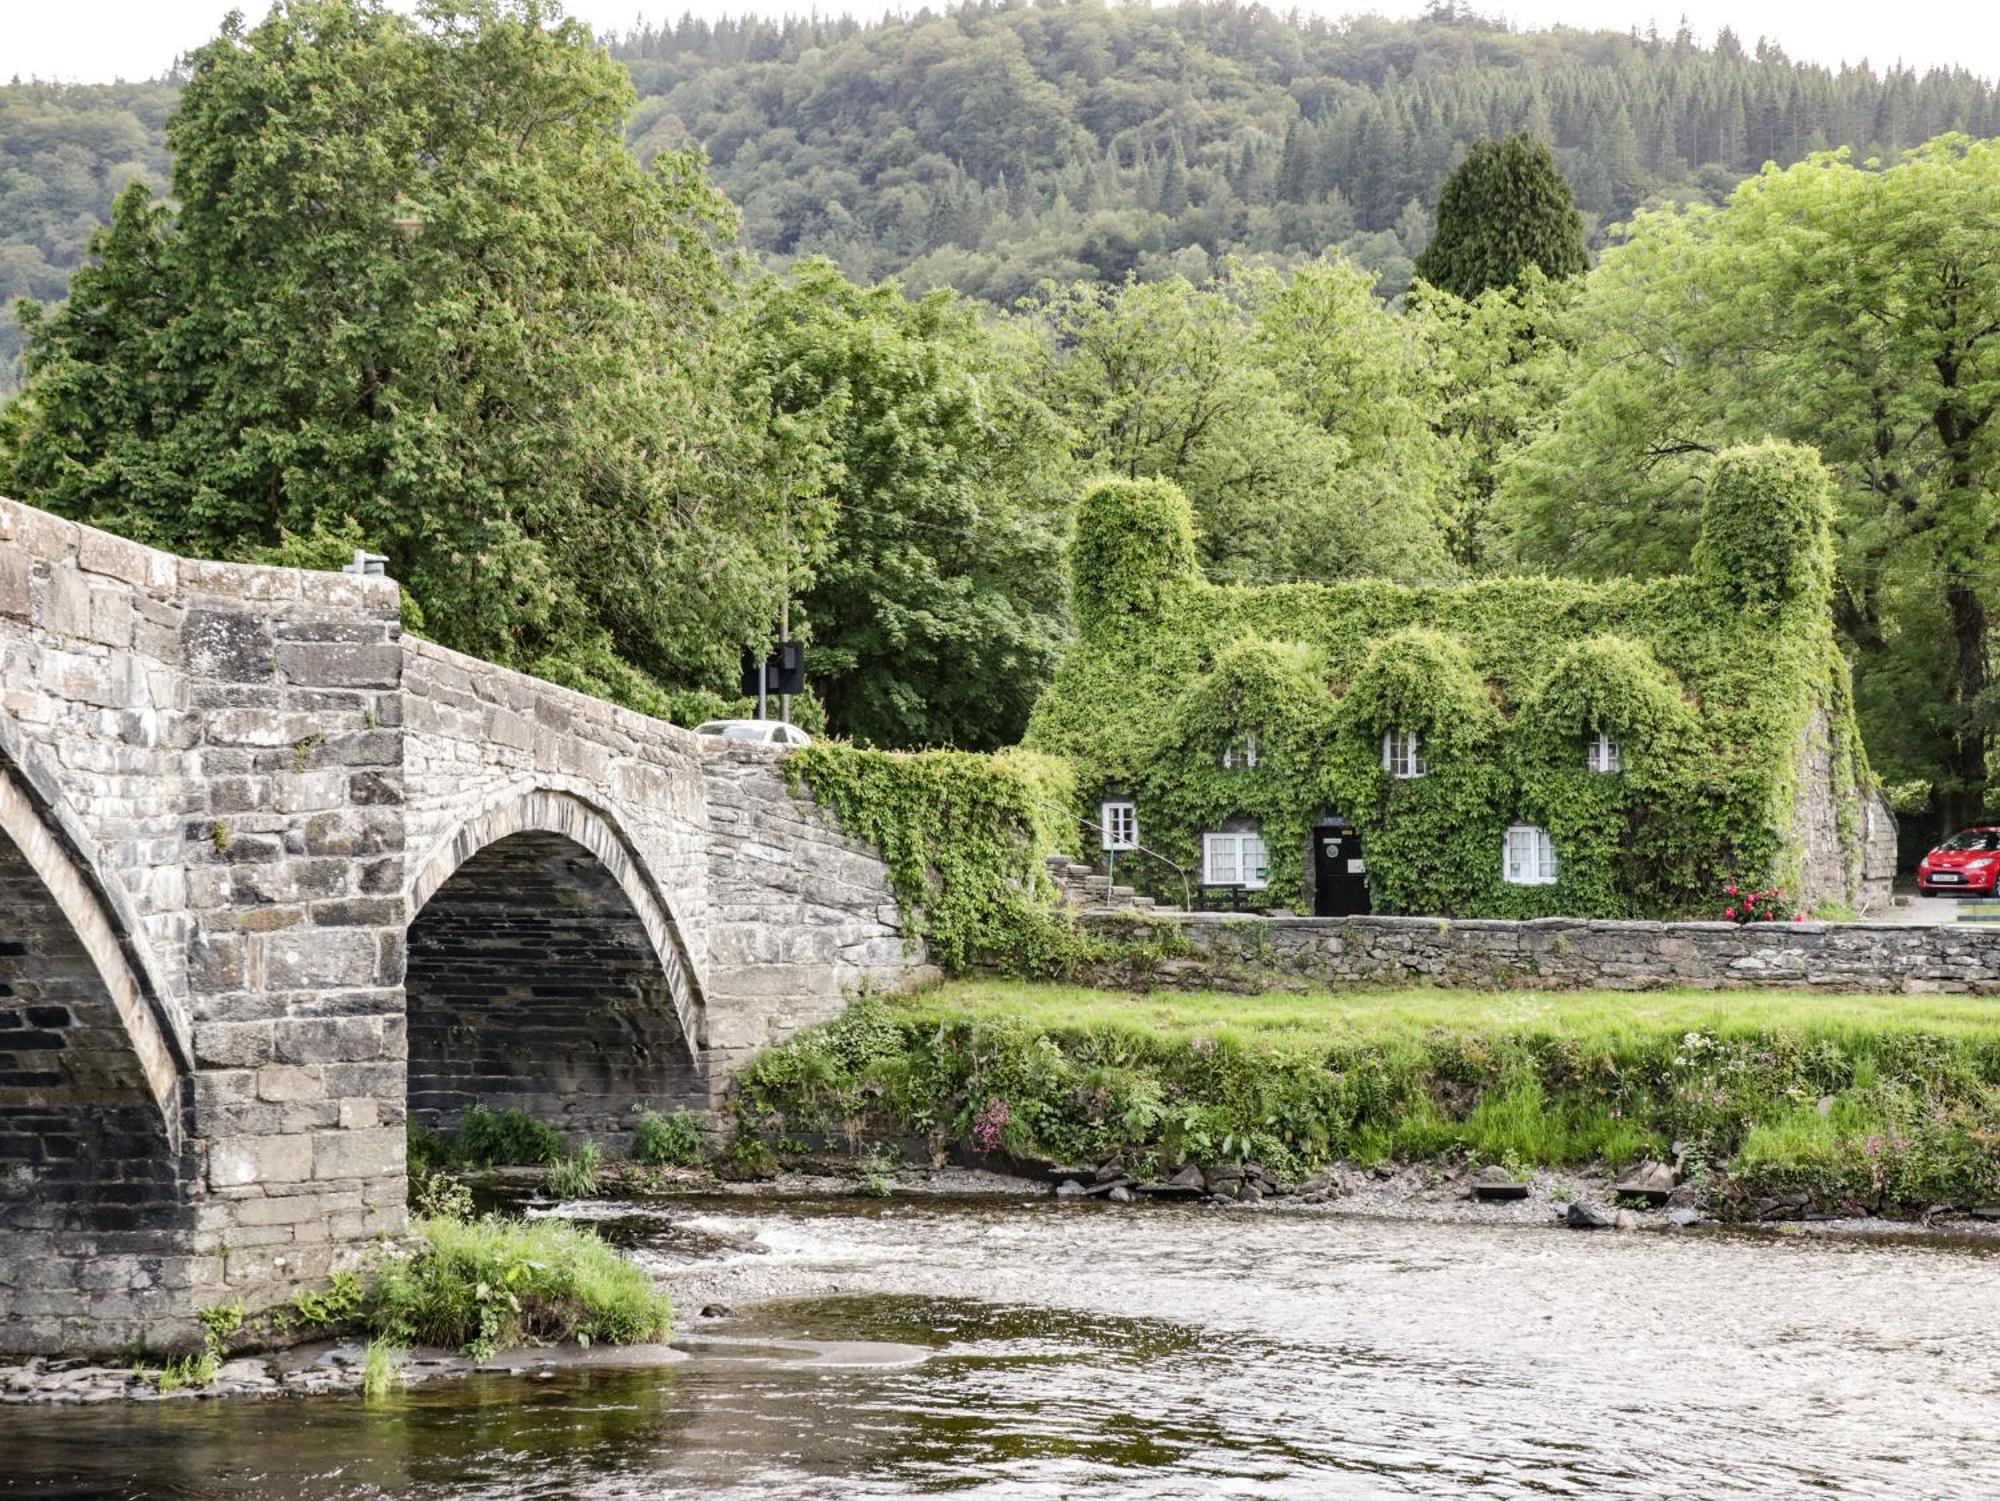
[3,0,1994,85]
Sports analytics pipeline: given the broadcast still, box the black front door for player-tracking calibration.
[1313,823,1370,917]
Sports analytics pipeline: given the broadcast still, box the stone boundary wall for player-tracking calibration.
[1077,910,2000,995]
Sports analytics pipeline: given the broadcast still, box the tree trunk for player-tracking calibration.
[1942,581,1990,830]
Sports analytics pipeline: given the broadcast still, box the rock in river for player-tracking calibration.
[1566,1200,1615,1230]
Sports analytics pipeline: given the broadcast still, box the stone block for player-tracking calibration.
[276,641,402,689]
[256,1065,326,1103]
[208,1133,314,1189]
[263,929,382,991]
[312,1126,403,1182]
[192,1022,275,1069]
[273,1016,387,1066]
[183,609,276,683]
[0,548,30,620]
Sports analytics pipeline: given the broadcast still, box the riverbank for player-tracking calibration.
[730,980,2000,1219]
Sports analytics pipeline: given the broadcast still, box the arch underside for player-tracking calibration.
[0,761,192,1352]
[407,826,710,1137]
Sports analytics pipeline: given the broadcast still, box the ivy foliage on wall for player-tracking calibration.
[1026,442,1876,918]
[785,744,1082,972]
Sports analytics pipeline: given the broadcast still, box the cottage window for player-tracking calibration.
[1503,824,1558,886]
[1588,733,1622,774]
[1382,729,1427,779]
[1203,830,1269,889]
[1100,800,1138,852]
[1222,735,1260,771]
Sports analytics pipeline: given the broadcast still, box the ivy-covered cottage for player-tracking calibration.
[1026,443,1896,920]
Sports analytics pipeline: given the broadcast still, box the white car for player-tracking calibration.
[693,718,814,748]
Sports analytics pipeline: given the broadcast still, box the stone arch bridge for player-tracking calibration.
[0,499,922,1353]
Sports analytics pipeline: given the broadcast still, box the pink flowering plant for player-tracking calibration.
[1719,881,1801,924]
[972,1097,1012,1154]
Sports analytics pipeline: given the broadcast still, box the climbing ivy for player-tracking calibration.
[1026,446,1875,918]
[786,744,1084,973]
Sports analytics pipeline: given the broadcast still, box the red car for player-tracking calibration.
[1917,827,2000,895]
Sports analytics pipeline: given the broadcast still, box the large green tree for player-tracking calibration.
[1,0,771,713]
[740,260,1073,749]
[1496,137,2000,830]
[1019,272,1453,587]
[1406,270,1577,571]
[1414,133,1589,301]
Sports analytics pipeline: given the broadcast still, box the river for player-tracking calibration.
[5,1193,1998,1498]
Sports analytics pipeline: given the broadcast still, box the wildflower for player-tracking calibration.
[972,1097,1011,1154]
[1723,907,1736,921]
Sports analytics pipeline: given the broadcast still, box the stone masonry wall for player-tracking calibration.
[701,746,926,1078]
[0,497,410,1347]
[167,540,410,1318]
[1079,910,2000,995]
[402,638,710,969]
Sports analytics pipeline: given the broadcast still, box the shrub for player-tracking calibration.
[452,1106,567,1168]
[410,1168,476,1222]
[368,1216,672,1359]
[1720,882,1797,923]
[721,1136,779,1181]
[632,1109,709,1167]
[785,744,1081,974]
[733,987,2000,1211]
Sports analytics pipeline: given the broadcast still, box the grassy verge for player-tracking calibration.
[730,982,2000,1213]
[239,1212,672,1370]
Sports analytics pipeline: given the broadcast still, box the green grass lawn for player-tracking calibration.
[910,979,2000,1047]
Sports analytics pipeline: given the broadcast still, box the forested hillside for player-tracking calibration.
[6,0,1997,388]
[612,0,1999,301]
[0,79,176,387]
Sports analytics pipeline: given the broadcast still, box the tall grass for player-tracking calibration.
[731,985,2000,1209]
[367,1216,672,1360]
[544,1141,602,1198]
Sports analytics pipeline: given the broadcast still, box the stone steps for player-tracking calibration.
[1044,853,1175,916]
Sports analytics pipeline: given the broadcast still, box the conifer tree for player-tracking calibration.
[1414,131,1588,299]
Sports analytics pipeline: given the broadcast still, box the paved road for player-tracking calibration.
[1877,894,1969,925]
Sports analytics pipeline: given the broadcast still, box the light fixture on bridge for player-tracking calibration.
[342,550,391,578]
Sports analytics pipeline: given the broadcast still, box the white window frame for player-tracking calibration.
[1100,800,1138,852]
[1381,729,1426,779]
[1587,732,1622,774]
[1503,823,1558,886]
[1203,830,1269,889]
[1221,734,1260,771]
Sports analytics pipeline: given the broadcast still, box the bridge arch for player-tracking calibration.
[0,742,193,1350]
[404,787,710,1138]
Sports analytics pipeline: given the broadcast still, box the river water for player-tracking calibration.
[6,1194,1999,1499]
